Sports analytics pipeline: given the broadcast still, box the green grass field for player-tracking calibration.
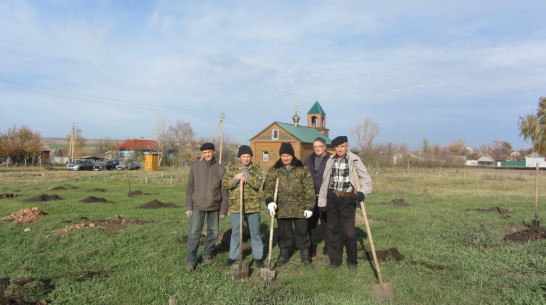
[0,166,544,304]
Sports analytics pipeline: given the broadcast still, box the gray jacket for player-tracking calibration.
[185,158,228,215]
[318,150,372,207]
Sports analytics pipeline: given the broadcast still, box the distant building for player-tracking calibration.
[249,100,331,168]
[477,154,495,166]
[118,139,160,160]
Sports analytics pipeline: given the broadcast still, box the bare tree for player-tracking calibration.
[155,119,169,165]
[351,117,381,153]
[166,120,196,165]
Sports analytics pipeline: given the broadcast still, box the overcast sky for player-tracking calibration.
[1,0,545,150]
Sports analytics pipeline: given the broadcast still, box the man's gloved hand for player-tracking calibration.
[354,191,365,202]
[186,211,192,218]
[219,214,226,221]
[304,210,313,218]
[267,202,277,216]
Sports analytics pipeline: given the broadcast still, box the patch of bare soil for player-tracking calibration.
[79,196,113,203]
[89,188,106,192]
[128,190,149,197]
[360,247,405,262]
[359,247,450,271]
[23,194,63,203]
[466,206,514,214]
[503,227,546,243]
[50,185,78,190]
[0,193,18,199]
[379,198,410,206]
[53,215,153,234]
[0,276,52,305]
[139,200,179,209]
[1,207,47,224]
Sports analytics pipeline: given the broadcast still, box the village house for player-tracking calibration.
[118,139,160,160]
[249,101,331,168]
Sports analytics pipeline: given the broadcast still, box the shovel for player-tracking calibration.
[232,182,250,282]
[353,168,395,301]
[261,177,279,281]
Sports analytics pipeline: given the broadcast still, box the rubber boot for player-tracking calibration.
[300,248,312,267]
[275,248,290,267]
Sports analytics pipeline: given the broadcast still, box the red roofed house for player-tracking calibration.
[118,139,160,160]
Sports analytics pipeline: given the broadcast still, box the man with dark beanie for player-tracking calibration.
[318,136,371,270]
[304,137,332,257]
[185,142,228,273]
[263,142,315,267]
[221,145,264,267]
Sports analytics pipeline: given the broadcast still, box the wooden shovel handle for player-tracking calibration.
[239,182,244,270]
[353,167,384,285]
[267,177,279,268]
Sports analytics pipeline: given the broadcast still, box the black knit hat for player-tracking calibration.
[331,136,348,147]
[200,142,215,151]
[237,145,253,157]
[279,142,295,156]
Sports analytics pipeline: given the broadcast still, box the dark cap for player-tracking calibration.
[279,142,295,156]
[331,136,348,147]
[237,145,253,157]
[200,142,215,151]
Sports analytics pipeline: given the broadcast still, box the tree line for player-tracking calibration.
[2,96,545,167]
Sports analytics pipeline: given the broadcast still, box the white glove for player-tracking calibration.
[186,211,192,218]
[304,210,313,218]
[267,202,277,216]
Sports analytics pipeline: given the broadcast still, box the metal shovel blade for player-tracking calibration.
[260,267,276,281]
[232,263,250,282]
[372,282,395,301]
[531,219,540,229]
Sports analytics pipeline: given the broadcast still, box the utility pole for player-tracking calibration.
[69,122,75,163]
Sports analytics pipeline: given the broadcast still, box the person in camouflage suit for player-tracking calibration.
[221,145,265,268]
[264,142,315,267]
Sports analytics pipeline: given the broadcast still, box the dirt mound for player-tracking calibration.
[89,188,106,192]
[379,198,410,206]
[503,227,546,243]
[53,215,153,233]
[0,277,52,304]
[360,247,405,262]
[139,200,179,209]
[51,185,78,190]
[79,196,113,203]
[0,193,18,199]
[1,207,47,224]
[23,194,63,202]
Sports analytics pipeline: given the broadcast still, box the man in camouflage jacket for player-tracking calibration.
[221,145,264,267]
[264,142,315,267]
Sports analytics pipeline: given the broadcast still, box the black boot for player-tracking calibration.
[275,248,290,267]
[300,248,312,266]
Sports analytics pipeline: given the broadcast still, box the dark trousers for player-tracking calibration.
[278,218,311,251]
[308,198,328,253]
[326,190,357,266]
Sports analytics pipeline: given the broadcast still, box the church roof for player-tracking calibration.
[307,101,326,115]
[274,122,331,144]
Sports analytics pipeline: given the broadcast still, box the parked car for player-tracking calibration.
[104,160,120,170]
[116,161,141,170]
[66,160,94,171]
[93,163,105,171]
